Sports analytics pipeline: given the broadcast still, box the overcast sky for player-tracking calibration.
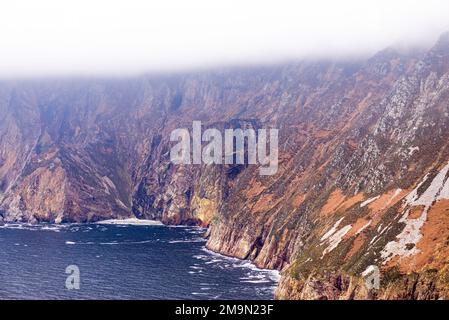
[1,0,449,77]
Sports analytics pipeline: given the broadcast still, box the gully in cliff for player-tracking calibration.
[170,121,279,175]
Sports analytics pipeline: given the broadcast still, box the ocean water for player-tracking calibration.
[0,223,279,300]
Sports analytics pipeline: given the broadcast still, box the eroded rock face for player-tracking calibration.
[2,33,449,299]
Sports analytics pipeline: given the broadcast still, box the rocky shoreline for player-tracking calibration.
[2,33,449,299]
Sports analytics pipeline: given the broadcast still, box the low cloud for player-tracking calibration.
[1,0,449,77]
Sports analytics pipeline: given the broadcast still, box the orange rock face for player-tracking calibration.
[2,33,449,299]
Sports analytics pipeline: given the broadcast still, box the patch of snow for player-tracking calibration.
[360,196,380,208]
[407,162,449,207]
[369,222,394,248]
[320,217,344,242]
[385,188,402,208]
[380,207,427,262]
[356,220,372,235]
[381,161,449,263]
[321,224,352,256]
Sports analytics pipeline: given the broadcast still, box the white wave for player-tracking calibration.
[190,265,203,270]
[69,241,95,245]
[193,254,209,261]
[241,279,271,284]
[169,238,206,244]
[97,239,154,245]
[205,259,223,264]
[95,218,163,226]
[40,225,62,232]
[0,222,78,233]
[200,247,281,283]
[188,229,207,235]
[240,274,266,280]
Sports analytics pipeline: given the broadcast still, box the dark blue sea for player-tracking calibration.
[0,223,279,300]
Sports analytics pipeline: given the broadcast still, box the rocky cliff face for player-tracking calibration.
[2,34,449,299]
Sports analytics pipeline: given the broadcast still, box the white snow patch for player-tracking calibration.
[321,223,352,256]
[384,188,403,208]
[380,208,426,262]
[360,196,380,208]
[320,217,344,242]
[369,235,378,245]
[406,163,449,207]
[356,220,372,235]
[380,161,449,263]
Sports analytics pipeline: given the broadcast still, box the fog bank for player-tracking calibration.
[1,0,449,77]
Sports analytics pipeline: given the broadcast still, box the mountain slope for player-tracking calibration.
[1,33,449,299]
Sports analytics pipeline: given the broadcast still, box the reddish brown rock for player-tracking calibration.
[2,33,449,299]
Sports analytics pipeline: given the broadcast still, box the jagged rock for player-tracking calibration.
[2,33,449,299]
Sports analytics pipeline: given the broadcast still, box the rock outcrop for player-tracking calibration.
[2,33,449,299]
